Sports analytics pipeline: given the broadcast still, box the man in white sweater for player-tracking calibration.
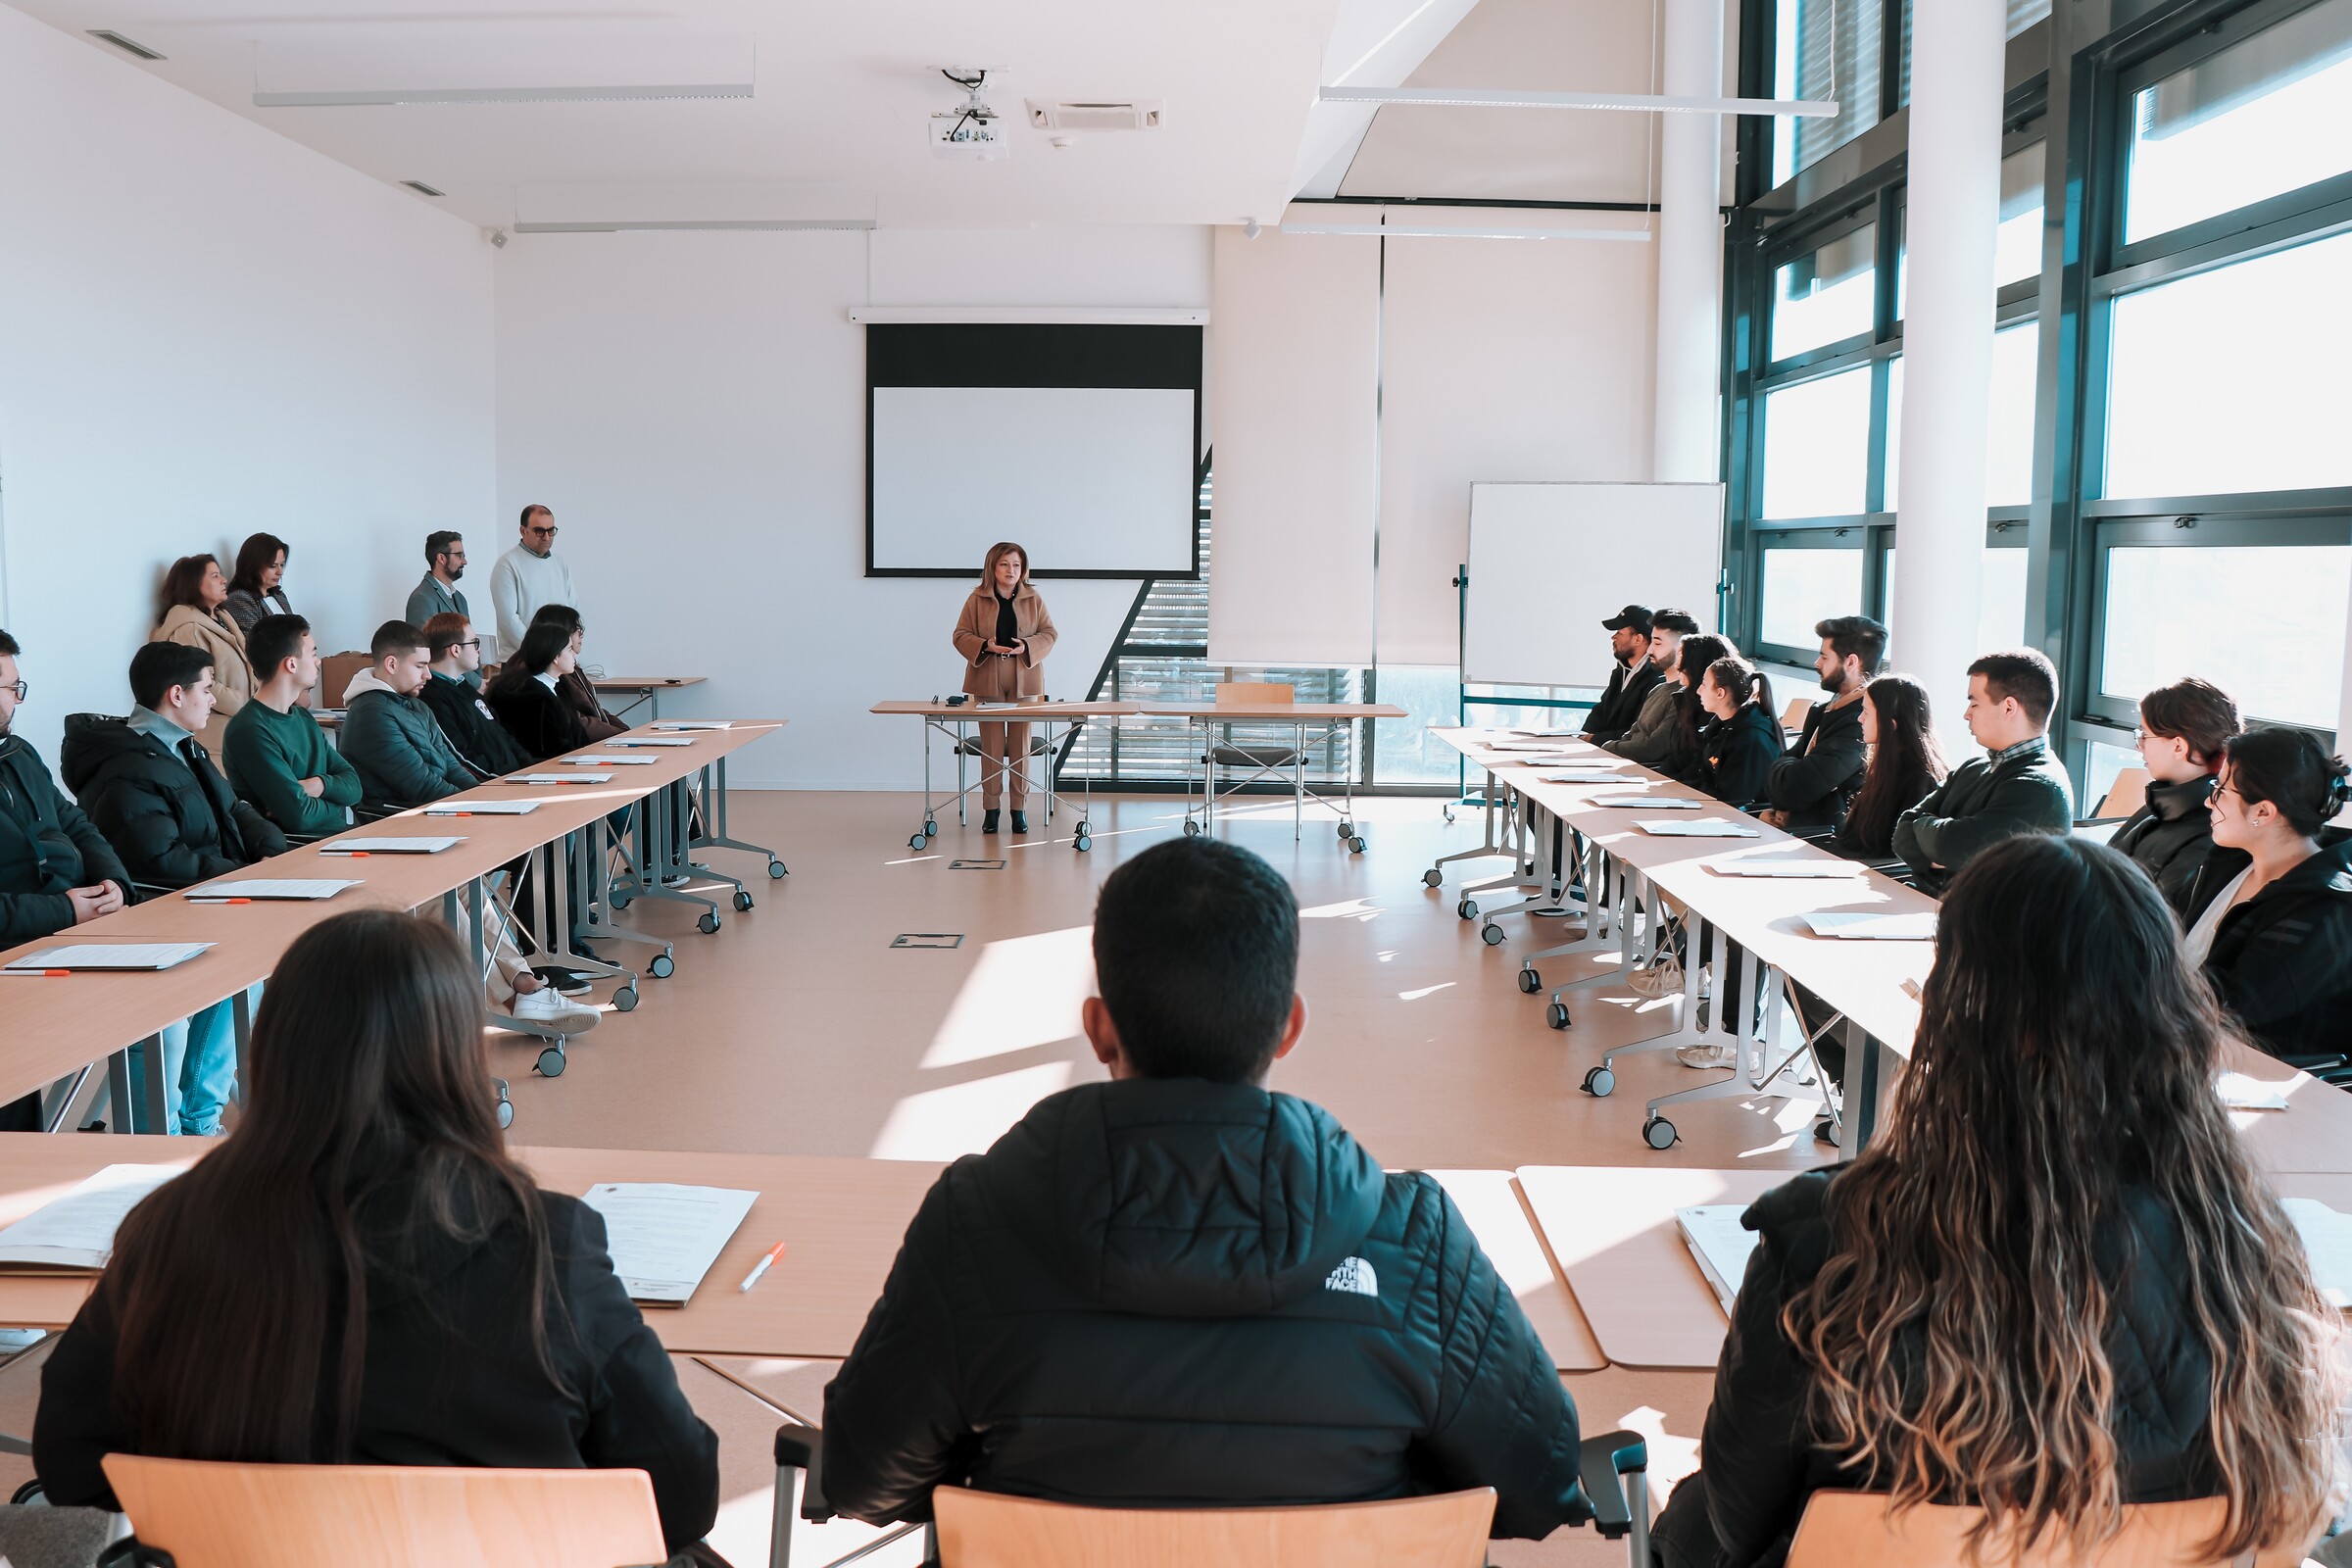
[488,504,577,662]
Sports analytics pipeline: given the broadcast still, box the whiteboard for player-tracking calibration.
[869,385,1196,574]
[1464,482,1724,688]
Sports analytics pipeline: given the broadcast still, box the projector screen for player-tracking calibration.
[865,323,1201,578]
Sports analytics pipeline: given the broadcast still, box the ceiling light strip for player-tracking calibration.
[1280,221,1653,242]
[513,219,876,233]
[255,83,752,108]
[1317,84,1838,116]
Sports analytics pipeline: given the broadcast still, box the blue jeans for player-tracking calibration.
[125,987,254,1135]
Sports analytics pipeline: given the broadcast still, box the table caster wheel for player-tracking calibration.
[612,985,640,1011]
[1337,819,1353,839]
[1548,1002,1572,1030]
[1457,899,1479,921]
[921,821,937,840]
[649,952,675,979]
[909,832,928,849]
[1481,922,1506,947]
[1349,835,1367,854]
[611,894,631,911]
[1643,1114,1679,1151]
[536,1047,566,1079]
[1074,833,1093,852]
[494,1078,514,1129]
[733,889,755,911]
[698,911,721,935]
[1422,868,1444,888]
[1583,1065,1615,1096]
[1183,819,1200,837]
[769,858,789,878]
[1076,819,1091,838]
[1517,967,1542,994]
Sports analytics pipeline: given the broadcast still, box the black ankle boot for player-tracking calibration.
[1011,810,1029,834]
[982,809,1000,834]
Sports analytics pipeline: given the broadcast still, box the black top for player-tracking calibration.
[1890,743,2076,894]
[1678,1168,2219,1568]
[1693,704,1784,807]
[485,675,590,764]
[1764,697,1867,833]
[0,733,132,946]
[418,672,532,777]
[1826,760,1943,861]
[1583,660,1664,746]
[58,715,287,889]
[33,1182,720,1554]
[822,1078,1592,1539]
[993,592,1019,652]
[2183,833,2352,1068]
[2109,776,2219,918]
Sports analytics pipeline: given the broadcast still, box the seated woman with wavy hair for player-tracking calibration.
[1655,832,2344,1568]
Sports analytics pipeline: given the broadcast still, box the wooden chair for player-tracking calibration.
[1781,696,1815,736]
[932,1487,1496,1568]
[2087,766,2150,822]
[1783,1491,2323,1568]
[98,1455,668,1568]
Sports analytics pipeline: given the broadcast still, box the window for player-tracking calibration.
[2083,739,2142,816]
[1882,543,2031,653]
[1894,143,2046,318]
[2123,0,2352,244]
[1774,0,1884,186]
[1373,665,1469,785]
[1760,542,1865,651]
[2097,539,2350,729]
[1772,225,1878,360]
[1761,365,1874,519]
[1897,0,2057,109]
[2103,229,2352,499]
[1881,319,2038,509]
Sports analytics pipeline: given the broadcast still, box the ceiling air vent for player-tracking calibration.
[401,180,447,197]
[88,29,165,61]
[1025,99,1163,132]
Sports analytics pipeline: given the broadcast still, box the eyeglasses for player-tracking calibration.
[2,681,24,703]
[454,639,480,651]
[525,525,559,539]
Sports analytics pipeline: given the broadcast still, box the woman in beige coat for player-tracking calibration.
[951,541,1057,833]
[152,554,253,719]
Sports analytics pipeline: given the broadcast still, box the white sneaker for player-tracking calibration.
[1676,1042,1739,1070]
[510,986,601,1036]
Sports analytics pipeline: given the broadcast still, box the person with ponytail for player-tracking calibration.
[2181,726,2352,1068]
[1690,653,1781,805]
[1828,674,1948,860]
[1653,834,2344,1568]
[1656,632,1734,788]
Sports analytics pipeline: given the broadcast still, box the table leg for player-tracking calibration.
[232,986,255,1105]
[43,1065,92,1134]
[138,1032,168,1136]
[105,1053,131,1135]
[1849,1023,1882,1152]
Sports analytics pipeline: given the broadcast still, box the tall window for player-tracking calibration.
[1773,0,1884,185]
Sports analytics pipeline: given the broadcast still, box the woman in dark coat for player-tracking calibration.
[485,619,591,763]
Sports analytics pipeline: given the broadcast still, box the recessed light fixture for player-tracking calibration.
[400,180,447,198]
[87,29,165,61]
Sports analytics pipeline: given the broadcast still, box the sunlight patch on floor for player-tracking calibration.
[870,1061,1078,1160]
[918,925,1094,1069]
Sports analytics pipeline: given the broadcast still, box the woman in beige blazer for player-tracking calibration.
[951,541,1058,833]
[152,554,253,720]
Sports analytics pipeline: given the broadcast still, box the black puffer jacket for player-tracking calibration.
[821,1078,1591,1538]
[1765,697,1865,833]
[0,733,132,945]
[2109,776,2218,918]
[2184,833,2352,1068]
[1668,1168,2219,1568]
[59,715,287,890]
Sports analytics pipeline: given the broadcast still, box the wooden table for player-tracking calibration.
[1137,703,1407,851]
[1427,1170,1603,1373]
[870,701,1141,852]
[593,676,707,722]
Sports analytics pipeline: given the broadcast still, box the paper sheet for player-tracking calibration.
[1708,862,1864,878]
[425,800,540,815]
[1639,819,1759,838]
[185,879,359,902]
[0,1163,191,1269]
[580,1184,759,1304]
[4,943,212,972]
[514,772,613,784]
[609,737,695,748]
[568,756,657,766]
[2216,1071,2290,1111]
[322,837,463,855]
[1676,1205,1759,1316]
[653,721,731,731]
[1590,797,1703,809]
[1539,771,1632,784]
[1802,912,1938,941]
[2280,1199,2352,1308]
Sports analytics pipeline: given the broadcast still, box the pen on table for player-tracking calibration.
[739,1239,788,1294]
[1,969,72,978]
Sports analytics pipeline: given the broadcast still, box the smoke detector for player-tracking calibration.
[1026,99,1164,132]
[931,68,1009,161]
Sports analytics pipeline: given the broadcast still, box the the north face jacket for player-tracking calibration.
[821,1078,1592,1539]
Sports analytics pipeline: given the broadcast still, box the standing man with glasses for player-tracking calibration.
[406,532,474,679]
[490,505,577,666]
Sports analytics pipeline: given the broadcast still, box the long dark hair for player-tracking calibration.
[1843,673,1948,854]
[1786,836,2340,1558]
[228,533,289,599]
[1671,633,1734,749]
[104,910,564,1461]
[157,555,220,621]
[490,619,573,696]
[2221,727,2352,840]
[1700,653,1776,731]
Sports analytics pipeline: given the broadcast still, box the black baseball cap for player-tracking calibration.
[1601,605,1654,636]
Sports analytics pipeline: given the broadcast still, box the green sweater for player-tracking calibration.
[222,699,360,839]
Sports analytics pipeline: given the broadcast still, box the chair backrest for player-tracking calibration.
[1784,1491,2319,1568]
[100,1456,667,1568]
[1215,682,1295,708]
[1781,696,1814,732]
[932,1487,1496,1568]
[318,651,372,709]
[2091,766,2151,821]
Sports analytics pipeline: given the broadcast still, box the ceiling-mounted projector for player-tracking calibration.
[931,68,1008,161]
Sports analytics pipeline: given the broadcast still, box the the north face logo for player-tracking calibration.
[1324,1256,1378,1297]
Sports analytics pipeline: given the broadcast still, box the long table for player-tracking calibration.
[1138,702,1405,851]
[870,700,1138,852]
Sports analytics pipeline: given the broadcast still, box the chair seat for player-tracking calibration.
[1210,745,1302,768]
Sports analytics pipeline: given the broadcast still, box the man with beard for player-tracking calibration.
[1577,605,1662,746]
[405,531,476,686]
[1603,608,1702,768]
[1761,613,1883,834]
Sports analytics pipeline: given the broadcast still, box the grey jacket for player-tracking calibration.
[405,574,469,631]
[339,670,480,816]
[1603,681,1691,772]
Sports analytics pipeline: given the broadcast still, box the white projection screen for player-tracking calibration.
[864,323,1202,577]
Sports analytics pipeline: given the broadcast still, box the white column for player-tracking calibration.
[1653,0,1725,485]
[1887,0,2006,710]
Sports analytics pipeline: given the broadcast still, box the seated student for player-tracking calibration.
[1603,609,1703,769]
[418,614,529,776]
[1891,649,2074,894]
[222,614,360,841]
[485,620,591,763]
[220,532,293,639]
[341,620,478,817]
[824,838,1594,1538]
[1690,654,1781,805]
[151,554,253,721]
[1761,614,1882,833]
[2112,676,2238,916]
[528,605,628,743]
[31,909,719,1553]
[2180,727,2352,1069]
[1579,606,1663,747]
[1655,834,2342,1568]
[1824,674,1947,863]
[1651,632,1733,788]
[0,629,130,1130]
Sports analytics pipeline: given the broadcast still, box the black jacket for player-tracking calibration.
[2110,776,2218,918]
[34,1183,720,1554]
[821,1078,1591,1539]
[341,682,479,815]
[2184,833,2352,1067]
[418,672,531,778]
[0,733,132,945]
[1677,1169,2219,1568]
[59,715,287,891]
[486,675,590,764]
[1826,760,1943,862]
[1693,705,1784,807]
[1891,742,2075,894]
[1583,660,1664,747]
[1765,697,1866,833]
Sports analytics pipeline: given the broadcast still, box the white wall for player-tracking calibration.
[0,3,495,765]
[493,225,1211,788]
